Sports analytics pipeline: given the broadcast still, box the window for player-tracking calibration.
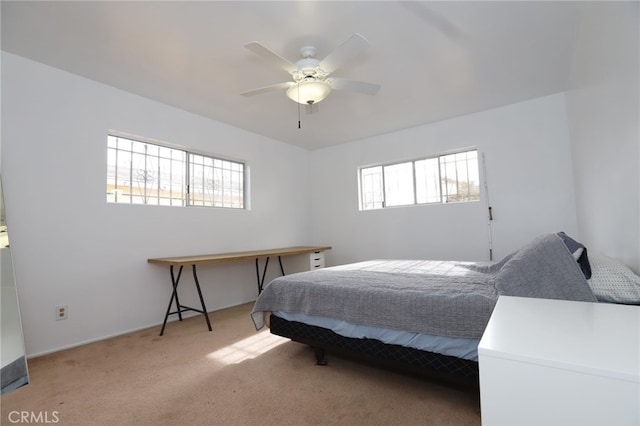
[107,135,244,209]
[188,153,244,208]
[359,149,480,210]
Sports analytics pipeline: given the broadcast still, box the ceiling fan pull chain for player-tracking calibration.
[297,81,301,129]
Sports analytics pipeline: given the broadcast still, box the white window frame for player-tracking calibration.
[358,148,480,211]
[107,134,246,209]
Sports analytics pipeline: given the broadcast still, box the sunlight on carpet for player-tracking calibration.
[206,330,288,364]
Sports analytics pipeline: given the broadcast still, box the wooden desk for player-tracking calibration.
[148,246,331,335]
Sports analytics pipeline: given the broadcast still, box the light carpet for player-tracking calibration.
[1,303,481,425]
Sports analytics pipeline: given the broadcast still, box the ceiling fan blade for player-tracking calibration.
[319,33,371,75]
[240,81,294,97]
[329,78,380,96]
[244,41,298,74]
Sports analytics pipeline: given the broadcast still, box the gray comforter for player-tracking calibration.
[251,234,597,339]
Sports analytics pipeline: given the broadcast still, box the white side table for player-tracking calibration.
[478,296,640,426]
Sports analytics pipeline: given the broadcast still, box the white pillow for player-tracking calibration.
[587,256,640,304]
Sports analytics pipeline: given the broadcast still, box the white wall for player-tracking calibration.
[1,52,312,357]
[565,2,640,274]
[310,93,579,266]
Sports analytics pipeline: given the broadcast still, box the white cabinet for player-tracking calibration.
[309,251,325,269]
[479,296,640,426]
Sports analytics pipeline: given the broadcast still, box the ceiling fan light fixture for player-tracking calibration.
[286,80,332,105]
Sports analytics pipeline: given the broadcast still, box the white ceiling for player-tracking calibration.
[1,1,586,150]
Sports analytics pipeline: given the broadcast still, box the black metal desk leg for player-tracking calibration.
[172,265,184,321]
[192,265,213,332]
[255,256,288,294]
[255,257,270,294]
[160,265,183,336]
[278,256,285,275]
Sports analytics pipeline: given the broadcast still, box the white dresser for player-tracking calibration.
[309,250,326,270]
[478,296,640,426]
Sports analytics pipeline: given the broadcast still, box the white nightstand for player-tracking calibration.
[478,296,640,426]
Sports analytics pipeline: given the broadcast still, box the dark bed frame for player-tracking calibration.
[269,314,479,388]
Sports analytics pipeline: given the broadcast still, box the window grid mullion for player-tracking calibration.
[438,156,445,203]
[465,155,471,199]
[113,143,119,203]
[186,153,191,206]
[412,161,417,205]
[155,148,160,205]
[453,155,458,200]
[381,166,387,208]
[200,161,205,207]
[143,144,148,204]
[169,153,174,205]
[128,142,133,204]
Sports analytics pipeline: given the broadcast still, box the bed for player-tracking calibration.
[251,233,635,386]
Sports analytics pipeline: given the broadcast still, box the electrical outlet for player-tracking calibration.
[56,305,68,321]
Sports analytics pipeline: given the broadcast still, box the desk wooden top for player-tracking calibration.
[148,245,331,267]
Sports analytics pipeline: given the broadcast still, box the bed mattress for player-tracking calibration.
[273,311,480,361]
[269,314,480,383]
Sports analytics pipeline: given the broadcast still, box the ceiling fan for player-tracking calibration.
[241,33,380,106]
